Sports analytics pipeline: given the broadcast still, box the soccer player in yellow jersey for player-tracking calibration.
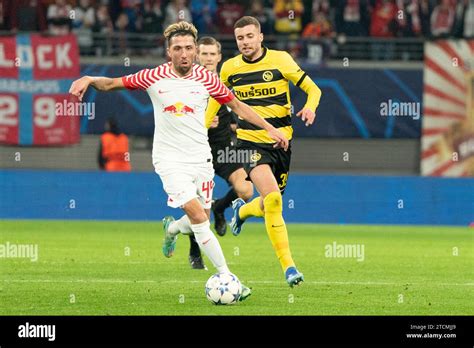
[209,16,322,287]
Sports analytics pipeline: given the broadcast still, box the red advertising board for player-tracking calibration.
[0,34,81,145]
[0,93,19,144]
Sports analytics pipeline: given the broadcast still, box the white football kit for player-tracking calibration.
[122,62,234,208]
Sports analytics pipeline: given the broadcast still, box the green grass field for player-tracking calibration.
[0,220,472,315]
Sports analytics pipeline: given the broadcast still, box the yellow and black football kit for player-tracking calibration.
[209,46,321,192]
[207,47,322,279]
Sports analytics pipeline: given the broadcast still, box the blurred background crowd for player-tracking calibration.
[1,0,473,59]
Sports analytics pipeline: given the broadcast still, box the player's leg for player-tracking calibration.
[167,214,192,235]
[212,168,253,236]
[211,189,237,236]
[187,208,211,270]
[210,145,233,236]
[178,198,229,273]
[235,164,264,221]
[183,198,251,300]
[160,163,250,299]
[163,211,196,258]
[229,144,270,234]
[228,168,253,202]
[211,158,249,235]
[188,235,206,269]
[237,196,264,220]
[229,161,268,236]
[167,213,207,269]
[248,164,303,287]
[167,211,207,269]
[196,168,251,300]
[158,168,203,259]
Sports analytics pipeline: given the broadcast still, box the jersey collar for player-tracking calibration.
[242,46,267,64]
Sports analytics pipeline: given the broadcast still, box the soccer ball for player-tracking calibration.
[205,272,242,305]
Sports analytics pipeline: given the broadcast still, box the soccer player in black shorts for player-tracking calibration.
[208,17,322,286]
[69,22,290,299]
[187,36,253,269]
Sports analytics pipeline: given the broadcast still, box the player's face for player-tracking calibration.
[197,44,221,72]
[167,35,197,76]
[234,24,263,60]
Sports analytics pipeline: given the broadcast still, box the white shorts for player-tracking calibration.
[154,161,215,209]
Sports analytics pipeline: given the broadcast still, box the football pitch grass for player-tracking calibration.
[1,220,472,315]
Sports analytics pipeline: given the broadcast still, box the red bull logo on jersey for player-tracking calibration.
[162,102,195,117]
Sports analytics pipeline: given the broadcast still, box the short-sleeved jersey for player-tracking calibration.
[122,62,234,164]
[220,47,307,145]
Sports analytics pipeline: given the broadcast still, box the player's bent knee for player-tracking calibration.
[237,183,253,202]
[182,201,208,224]
[187,213,208,225]
[192,211,209,223]
[263,191,283,214]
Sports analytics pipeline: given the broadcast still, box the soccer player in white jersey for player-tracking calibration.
[69,21,288,301]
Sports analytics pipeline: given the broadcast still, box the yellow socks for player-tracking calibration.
[239,197,264,220]
[237,192,295,272]
[263,192,295,272]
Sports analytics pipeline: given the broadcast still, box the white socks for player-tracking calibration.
[191,220,230,274]
[168,215,192,236]
[168,215,230,274]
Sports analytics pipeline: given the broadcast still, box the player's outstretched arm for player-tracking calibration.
[296,77,322,127]
[69,76,125,101]
[226,98,289,151]
[280,51,322,127]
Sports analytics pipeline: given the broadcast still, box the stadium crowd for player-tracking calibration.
[0,0,472,58]
[1,0,473,38]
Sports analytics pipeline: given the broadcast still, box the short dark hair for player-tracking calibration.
[197,36,221,53]
[233,16,261,31]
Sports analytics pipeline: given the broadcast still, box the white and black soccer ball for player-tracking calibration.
[205,272,242,305]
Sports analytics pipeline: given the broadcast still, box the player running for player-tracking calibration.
[69,21,289,300]
[208,16,322,287]
[186,36,254,270]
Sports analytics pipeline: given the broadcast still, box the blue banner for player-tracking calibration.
[80,64,423,139]
[1,170,472,226]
